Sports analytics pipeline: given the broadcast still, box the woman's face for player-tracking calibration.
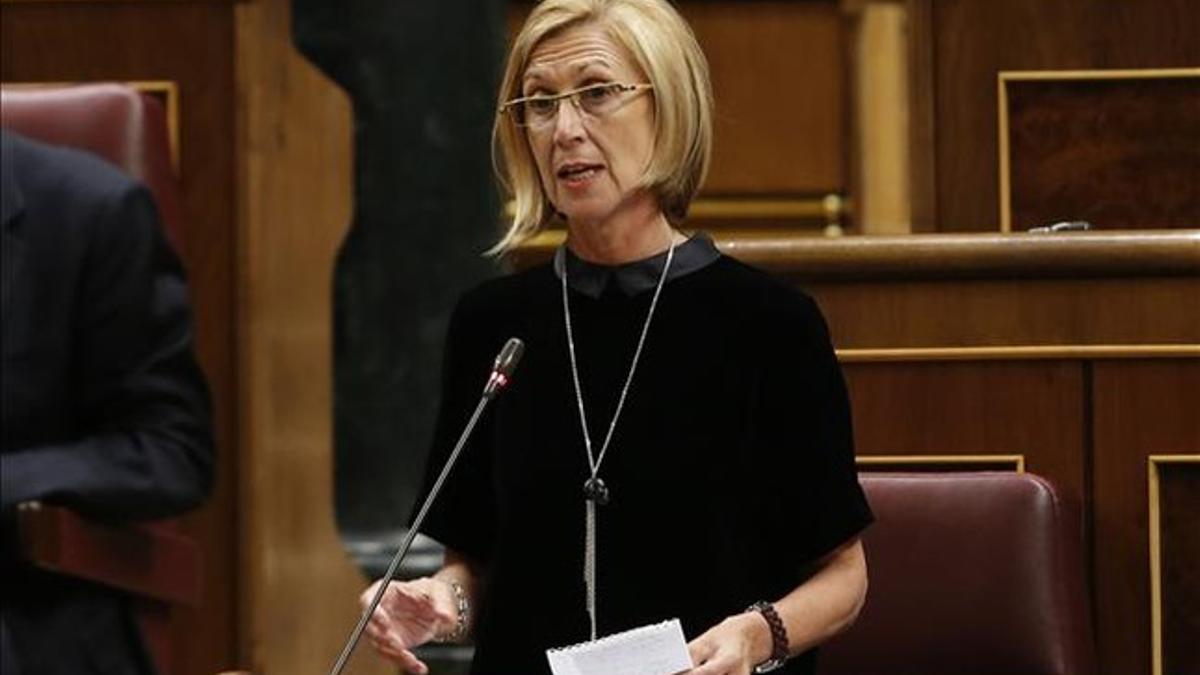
[520,24,657,227]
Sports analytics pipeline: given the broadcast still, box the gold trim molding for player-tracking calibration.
[0,80,181,172]
[858,454,1025,472]
[129,80,181,173]
[838,345,1200,363]
[505,195,847,227]
[997,68,1200,233]
[688,195,846,223]
[1148,454,1200,675]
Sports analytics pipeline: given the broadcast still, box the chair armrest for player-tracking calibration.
[15,501,201,605]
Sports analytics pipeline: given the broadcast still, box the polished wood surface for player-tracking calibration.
[513,231,1200,349]
[683,1,845,196]
[1093,362,1200,675]
[905,0,937,232]
[1157,461,1200,675]
[846,361,1087,502]
[822,241,1198,675]
[16,502,200,675]
[234,0,387,672]
[1,3,238,673]
[837,254,1197,675]
[724,230,1200,280]
[820,237,1195,672]
[809,276,1199,349]
[515,230,1200,278]
[914,0,1200,231]
[1003,72,1200,232]
[848,1,911,233]
[16,503,201,605]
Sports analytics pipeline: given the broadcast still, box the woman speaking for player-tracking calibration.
[362,1,873,673]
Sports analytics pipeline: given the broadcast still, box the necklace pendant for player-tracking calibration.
[583,476,610,505]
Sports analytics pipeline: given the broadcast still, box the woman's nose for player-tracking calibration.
[552,97,587,142]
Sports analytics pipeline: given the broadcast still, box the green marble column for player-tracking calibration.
[293,0,507,574]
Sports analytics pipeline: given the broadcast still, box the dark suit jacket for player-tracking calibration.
[1,131,214,674]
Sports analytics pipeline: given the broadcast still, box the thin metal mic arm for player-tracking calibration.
[326,337,523,675]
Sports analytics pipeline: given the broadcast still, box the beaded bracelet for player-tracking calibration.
[432,579,469,643]
[747,601,789,673]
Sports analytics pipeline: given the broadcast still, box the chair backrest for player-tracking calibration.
[1,81,193,675]
[820,472,1096,675]
[0,82,183,250]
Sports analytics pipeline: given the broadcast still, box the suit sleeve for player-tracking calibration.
[0,183,214,519]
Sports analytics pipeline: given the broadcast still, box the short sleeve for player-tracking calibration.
[409,291,499,564]
[748,289,873,572]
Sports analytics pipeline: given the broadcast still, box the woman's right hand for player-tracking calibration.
[360,577,458,674]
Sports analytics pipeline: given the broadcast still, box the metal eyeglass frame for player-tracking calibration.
[499,82,654,128]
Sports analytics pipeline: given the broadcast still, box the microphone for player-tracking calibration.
[483,337,525,398]
[327,337,525,675]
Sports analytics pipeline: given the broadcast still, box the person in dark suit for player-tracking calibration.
[1,130,214,674]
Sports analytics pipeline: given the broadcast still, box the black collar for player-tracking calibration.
[553,232,721,299]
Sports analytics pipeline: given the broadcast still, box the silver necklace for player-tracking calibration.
[561,240,676,640]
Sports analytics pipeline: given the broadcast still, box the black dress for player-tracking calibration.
[416,236,872,674]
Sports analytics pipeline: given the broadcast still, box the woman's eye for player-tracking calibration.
[527,98,557,115]
[582,85,616,102]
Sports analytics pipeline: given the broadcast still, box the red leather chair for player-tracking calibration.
[1,82,200,675]
[821,472,1097,675]
[1,82,183,250]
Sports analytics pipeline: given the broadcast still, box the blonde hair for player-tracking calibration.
[489,0,713,255]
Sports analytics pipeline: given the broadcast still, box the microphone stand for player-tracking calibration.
[326,345,520,675]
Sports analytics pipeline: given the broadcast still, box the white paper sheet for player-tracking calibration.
[546,618,693,675]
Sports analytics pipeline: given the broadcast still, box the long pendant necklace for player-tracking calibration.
[561,240,676,640]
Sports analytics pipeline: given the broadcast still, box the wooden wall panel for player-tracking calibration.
[808,277,1200,349]
[847,2,911,234]
[1156,460,1200,675]
[844,361,1087,501]
[1093,361,1200,675]
[0,3,238,674]
[917,0,1200,230]
[1002,72,1200,232]
[905,0,937,231]
[234,0,388,672]
[682,1,845,196]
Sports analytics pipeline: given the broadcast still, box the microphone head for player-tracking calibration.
[493,337,525,378]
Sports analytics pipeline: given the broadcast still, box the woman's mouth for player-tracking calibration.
[557,163,604,187]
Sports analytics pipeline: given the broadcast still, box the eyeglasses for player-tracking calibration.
[500,82,654,129]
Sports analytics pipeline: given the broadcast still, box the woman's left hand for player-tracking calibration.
[685,612,770,675]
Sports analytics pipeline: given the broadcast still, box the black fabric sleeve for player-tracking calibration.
[0,184,214,519]
[409,290,498,564]
[750,289,873,573]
